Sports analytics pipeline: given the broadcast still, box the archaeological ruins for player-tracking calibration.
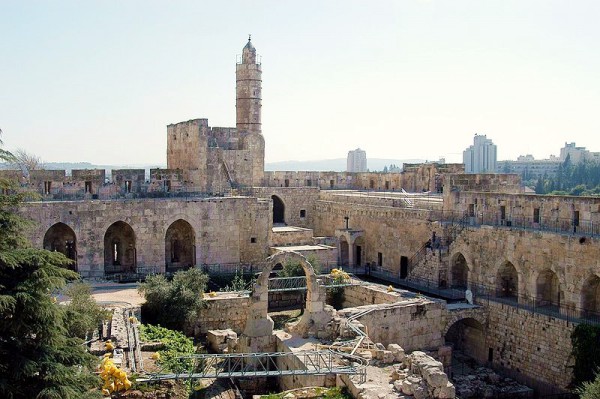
[3,38,600,398]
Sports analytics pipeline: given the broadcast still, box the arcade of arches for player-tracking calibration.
[496,261,518,298]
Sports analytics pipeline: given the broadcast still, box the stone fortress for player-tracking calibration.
[4,38,600,397]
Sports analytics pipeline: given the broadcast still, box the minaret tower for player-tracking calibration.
[236,36,265,186]
[236,35,262,136]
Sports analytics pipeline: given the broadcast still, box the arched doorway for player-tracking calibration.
[496,261,518,299]
[104,221,136,274]
[43,222,77,270]
[165,219,196,273]
[451,253,469,289]
[339,236,349,266]
[581,275,600,318]
[536,269,562,309]
[272,195,285,224]
[445,318,487,364]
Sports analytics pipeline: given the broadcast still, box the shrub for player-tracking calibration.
[139,268,208,331]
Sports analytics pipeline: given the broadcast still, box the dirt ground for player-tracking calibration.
[90,282,146,307]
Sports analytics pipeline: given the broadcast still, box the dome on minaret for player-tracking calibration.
[242,35,257,64]
[244,35,255,51]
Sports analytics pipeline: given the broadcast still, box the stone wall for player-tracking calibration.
[444,173,523,196]
[483,300,575,389]
[339,299,445,352]
[18,196,271,277]
[342,283,403,308]
[262,163,464,193]
[194,296,250,336]
[314,198,433,272]
[250,187,320,229]
[449,227,600,312]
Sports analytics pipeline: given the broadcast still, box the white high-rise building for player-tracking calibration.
[347,148,367,172]
[463,134,497,173]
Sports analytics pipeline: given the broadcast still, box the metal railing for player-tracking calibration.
[429,209,600,238]
[267,274,365,292]
[368,267,465,300]
[468,282,600,326]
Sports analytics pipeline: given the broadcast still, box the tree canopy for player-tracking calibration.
[0,134,101,399]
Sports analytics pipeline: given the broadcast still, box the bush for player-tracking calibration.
[571,324,600,387]
[577,371,600,399]
[139,268,208,331]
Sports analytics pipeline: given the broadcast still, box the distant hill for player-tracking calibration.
[265,158,426,172]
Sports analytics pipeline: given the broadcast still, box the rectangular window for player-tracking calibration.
[43,181,51,195]
[330,179,334,188]
[284,179,289,187]
[533,208,540,224]
[84,181,92,193]
[385,181,390,190]
[300,209,306,218]
[377,252,383,267]
[125,180,132,193]
[165,180,171,192]
[500,205,506,220]
[250,237,256,243]
[370,180,375,189]
[306,179,312,186]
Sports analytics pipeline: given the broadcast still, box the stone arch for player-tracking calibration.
[243,251,330,341]
[581,274,600,317]
[444,316,487,364]
[496,261,518,299]
[165,219,196,273]
[43,222,77,270]
[450,252,470,289]
[536,268,562,308]
[272,195,285,224]
[104,221,136,274]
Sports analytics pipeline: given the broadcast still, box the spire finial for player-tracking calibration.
[248,34,251,42]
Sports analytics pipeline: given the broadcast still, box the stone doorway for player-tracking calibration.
[165,219,196,273]
[272,195,285,224]
[451,253,469,289]
[43,222,77,270]
[104,221,136,274]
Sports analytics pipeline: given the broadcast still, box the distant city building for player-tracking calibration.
[463,134,497,173]
[498,154,561,180]
[560,142,600,164]
[347,148,367,172]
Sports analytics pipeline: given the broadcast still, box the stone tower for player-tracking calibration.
[236,36,265,186]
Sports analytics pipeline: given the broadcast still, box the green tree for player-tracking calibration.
[577,371,600,399]
[0,133,101,399]
[138,268,208,331]
[63,282,109,339]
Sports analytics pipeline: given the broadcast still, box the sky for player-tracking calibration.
[1,0,599,166]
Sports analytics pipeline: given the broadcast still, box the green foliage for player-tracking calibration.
[220,269,254,292]
[577,371,600,399]
[529,159,600,196]
[139,324,196,373]
[259,387,351,399]
[138,268,208,330]
[0,249,101,399]
[571,324,600,387]
[277,255,321,278]
[63,282,110,339]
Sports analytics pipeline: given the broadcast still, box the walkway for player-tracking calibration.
[138,350,367,382]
